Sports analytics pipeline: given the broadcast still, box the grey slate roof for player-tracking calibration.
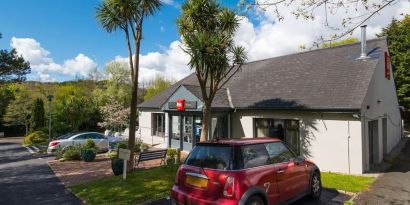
[138,38,387,111]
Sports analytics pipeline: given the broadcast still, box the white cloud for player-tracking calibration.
[234,0,409,61]
[161,0,174,5]
[113,0,408,82]
[10,37,98,82]
[114,40,191,82]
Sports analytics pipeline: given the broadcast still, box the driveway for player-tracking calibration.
[148,185,350,205]
[0,137,83,205]
[355,139,410,205]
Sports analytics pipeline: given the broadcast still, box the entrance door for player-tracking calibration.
[182,116,193,151]
[368,120,379,164]
[382,118,388,157]
[170,115,181,149]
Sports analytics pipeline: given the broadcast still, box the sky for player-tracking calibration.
[0,0,408,82]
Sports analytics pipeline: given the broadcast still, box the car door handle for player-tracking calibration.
[277,169,284,174]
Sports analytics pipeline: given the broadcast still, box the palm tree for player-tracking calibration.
[177,0,247,142]
[96,0,161,171]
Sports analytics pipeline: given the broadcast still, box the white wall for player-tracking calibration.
[231,110,363,174]
[361,50,402,171]
[138,111,169,145]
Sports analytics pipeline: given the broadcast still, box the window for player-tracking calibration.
[240,144,269,169]
[185,145,232,170]
[75,134,87,140]
[91,133,105,139]
[210,115,228,140]
[264,142,295,164]
[254,118,300,154]
[152,113,165,137]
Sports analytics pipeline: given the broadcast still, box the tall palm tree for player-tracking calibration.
[96,0,161,171]
[177,0,247,142]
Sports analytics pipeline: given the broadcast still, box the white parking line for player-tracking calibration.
[31,146,40,152]
[25,146,35,154]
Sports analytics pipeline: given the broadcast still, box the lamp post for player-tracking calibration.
[47,95,53,142]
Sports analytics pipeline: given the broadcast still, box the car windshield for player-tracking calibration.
[57,133,77,139]
[185,144,232,170]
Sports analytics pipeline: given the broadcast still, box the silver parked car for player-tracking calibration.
[47,132,109,154]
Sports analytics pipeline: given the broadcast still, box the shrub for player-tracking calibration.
[23,131,48,146]
[111,158,124,176]
[61,144,82,160]
[82,149,96,162]
[167,148,178,159]
[63,149,81,160]
[83,139,97,150]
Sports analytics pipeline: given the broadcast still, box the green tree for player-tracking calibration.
[3,85,32,135]
[177,0,247,141]
[144,75,172,101]
[0,83,16,129]
[321,37,359,48]
[96,0,161,170]
[0,33,31,83]
[30,98,45,132]
[377,15,410,118]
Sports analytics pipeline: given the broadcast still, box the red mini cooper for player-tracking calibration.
[171,138,321,205]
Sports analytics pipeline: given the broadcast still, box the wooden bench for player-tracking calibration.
[134,149,167,168]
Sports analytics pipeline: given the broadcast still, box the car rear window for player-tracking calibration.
[185,144,232,170]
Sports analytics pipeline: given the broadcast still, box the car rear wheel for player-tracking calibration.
[245,195,265,205]
[310,171,322,200]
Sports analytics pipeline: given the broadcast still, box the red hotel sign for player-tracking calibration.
[176,98,185,111]
[385,52,391,80]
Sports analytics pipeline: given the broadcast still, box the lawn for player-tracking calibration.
[321,172,374,193]
[70,165,179,205]
[70,166,374,205]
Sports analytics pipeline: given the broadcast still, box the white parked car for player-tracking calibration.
[47,132,109,154]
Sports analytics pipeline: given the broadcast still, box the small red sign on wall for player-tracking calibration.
[176,98,185,111]
[385,52,391,80]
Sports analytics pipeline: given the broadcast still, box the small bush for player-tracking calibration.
[82,149,96,162]
[63,149,81,160]
[23,131,48,146]
[167,148,178,159]
[61,144,82,160]
[83,139,97,150]
[111,158,124,176]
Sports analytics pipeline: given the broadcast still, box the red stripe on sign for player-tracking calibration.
[385,52,391,80]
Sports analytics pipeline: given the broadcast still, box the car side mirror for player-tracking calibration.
[294,156,305,165]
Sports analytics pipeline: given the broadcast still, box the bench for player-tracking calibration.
[134,149,167,168]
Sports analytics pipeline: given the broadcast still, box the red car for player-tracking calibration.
[171,138,321,205]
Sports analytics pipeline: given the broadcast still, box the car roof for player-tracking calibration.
[197,137,282,146]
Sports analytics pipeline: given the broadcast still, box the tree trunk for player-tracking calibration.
[200,102,211,142]
[25,120,28,136]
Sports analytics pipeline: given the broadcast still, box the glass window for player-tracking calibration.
[254,118,300,154]
[152,113,165,137]
[240,144,269,168]
[264,142,295,164]
[75,134,87,140]
[185,145,232,170]
[210,115,228,140]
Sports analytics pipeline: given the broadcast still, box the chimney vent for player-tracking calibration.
[358,25,369,60]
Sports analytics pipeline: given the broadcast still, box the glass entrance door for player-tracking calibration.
[183,116,193,151]
[170,115,181,149]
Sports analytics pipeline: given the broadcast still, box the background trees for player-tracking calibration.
[0,33,30,83]
[3,85,32,135]
[30,98,45,132]
[96,0,162,170]
[144,75,173,101]
[377,15,410,119]
[177,0,247,141]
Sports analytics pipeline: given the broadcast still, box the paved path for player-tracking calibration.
[355,139,410,205]
[0,137,83,205]
[148,187,349,205]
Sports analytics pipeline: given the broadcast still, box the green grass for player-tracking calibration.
[321,172,374,193]
[70,165,179,205]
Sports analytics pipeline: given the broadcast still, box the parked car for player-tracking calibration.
[47,132,109,154]
[171,138,321,205]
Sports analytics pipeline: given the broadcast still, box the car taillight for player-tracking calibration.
[223,176,235,198]
[50,141,60,147]
[174,167,180,185]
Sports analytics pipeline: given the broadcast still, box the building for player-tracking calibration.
[138,35,402,174]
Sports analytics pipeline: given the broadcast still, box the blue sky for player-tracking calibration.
[0,0,408,82]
